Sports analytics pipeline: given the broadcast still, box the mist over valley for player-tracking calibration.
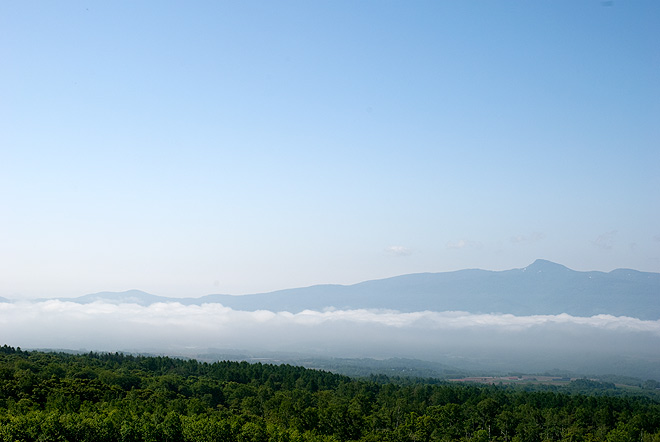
[3,260,659,381]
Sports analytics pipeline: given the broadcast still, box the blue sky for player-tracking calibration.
[2,1,659,298]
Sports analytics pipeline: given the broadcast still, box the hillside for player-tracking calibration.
[197,259,660,318]
[1,346,660,442]
[44,260,660,319]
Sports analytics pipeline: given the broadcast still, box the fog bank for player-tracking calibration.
[2,301,659,379]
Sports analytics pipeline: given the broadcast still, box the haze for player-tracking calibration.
[2,299,659,379]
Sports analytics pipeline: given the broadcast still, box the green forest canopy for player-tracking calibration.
[1,345,659,442]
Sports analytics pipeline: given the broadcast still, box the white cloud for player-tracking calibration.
[446,239,482,250]
[511,232,545,244]
[1,301,658,345]
[592,230,617,250]
[2,301,658,380]
[385,245,412,256]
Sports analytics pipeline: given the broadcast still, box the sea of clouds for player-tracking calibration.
[2,300,659,378]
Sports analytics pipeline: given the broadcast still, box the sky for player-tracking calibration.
[2,1,659,299]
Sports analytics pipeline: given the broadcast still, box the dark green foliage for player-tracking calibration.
[0,345,659,442]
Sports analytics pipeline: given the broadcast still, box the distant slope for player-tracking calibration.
[53,260,660,319]
[52,290,171,306]
[194,259,660,319]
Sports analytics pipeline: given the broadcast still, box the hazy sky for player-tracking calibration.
[2,1,659,299]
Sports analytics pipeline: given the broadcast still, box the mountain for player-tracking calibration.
[53,290,171,306]
[193,259,660,319]
[54,260,660,319]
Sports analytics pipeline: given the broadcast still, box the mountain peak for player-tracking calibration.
[524,259,570,272]
[73,290,165,306]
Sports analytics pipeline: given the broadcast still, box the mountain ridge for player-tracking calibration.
[10,260,660,320]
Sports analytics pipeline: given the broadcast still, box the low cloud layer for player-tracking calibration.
[2,301,659,378]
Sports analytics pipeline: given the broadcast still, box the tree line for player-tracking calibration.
[1,345,659,442]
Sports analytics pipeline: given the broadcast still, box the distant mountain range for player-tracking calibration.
[10,260,660,319]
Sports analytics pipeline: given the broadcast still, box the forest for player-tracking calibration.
[1,345,659,442]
